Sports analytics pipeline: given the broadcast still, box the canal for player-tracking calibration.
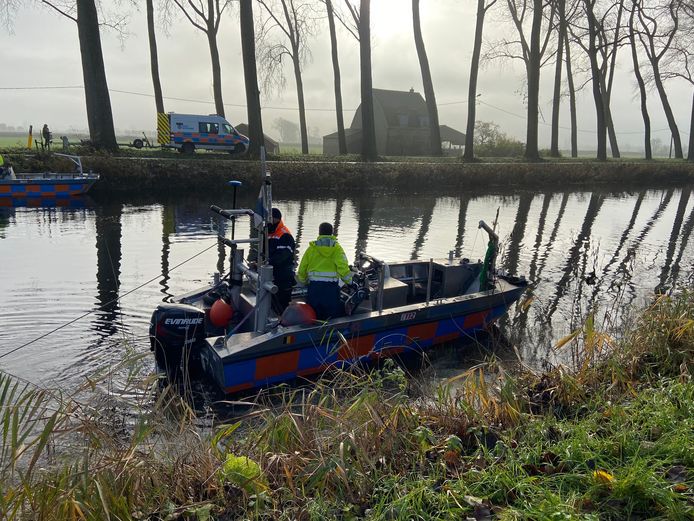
[0,185,692,391]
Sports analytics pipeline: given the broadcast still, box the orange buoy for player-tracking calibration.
[210,298,234,327]
[280,302,317,326]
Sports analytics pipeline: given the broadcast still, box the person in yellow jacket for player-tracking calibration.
[297,222,352,320]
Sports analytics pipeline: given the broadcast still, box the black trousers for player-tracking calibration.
[272,286,293,316]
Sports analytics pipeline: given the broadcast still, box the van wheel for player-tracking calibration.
[181,143,195,155]
[133,138,144,149]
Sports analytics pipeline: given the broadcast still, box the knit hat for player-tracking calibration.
[271,208,282,220]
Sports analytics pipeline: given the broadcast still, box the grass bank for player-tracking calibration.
[2,148,694,196]
[1,293,693,519]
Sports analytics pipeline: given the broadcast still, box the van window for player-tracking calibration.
[199,122,219,134]
[222,124,234,135]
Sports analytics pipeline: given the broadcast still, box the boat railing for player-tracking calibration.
[53,153,85,175]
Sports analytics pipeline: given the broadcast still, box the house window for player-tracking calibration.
[398,114,409,127]
[419,116,429,127]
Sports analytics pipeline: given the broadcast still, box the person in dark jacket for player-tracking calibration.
[42,124,52,150]
[268,208,296,315]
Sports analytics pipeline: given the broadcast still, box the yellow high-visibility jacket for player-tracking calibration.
[297,235,352,285]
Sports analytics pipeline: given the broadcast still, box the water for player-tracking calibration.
[1,185,693,391]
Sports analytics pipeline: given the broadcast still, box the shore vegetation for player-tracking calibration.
[1,293,693,519]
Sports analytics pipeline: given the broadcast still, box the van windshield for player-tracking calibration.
[223,124,234,135]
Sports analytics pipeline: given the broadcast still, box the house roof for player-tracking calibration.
[372,88,428,127]
[323,128,362,139]
[234,123,278,146]
[439,125,466,145]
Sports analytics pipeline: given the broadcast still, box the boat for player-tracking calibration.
[0,154,99,198]
[149,153,529,395]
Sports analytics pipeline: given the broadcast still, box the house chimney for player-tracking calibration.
[409,87,414,93]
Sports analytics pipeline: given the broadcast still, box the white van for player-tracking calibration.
[157,112,250,155]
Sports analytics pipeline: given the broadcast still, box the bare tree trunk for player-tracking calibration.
[629,9,651,159]
[207,17,225,118]
[652,62,683,158]
[291,46,309,154]
[524,0,543,160]
[240,0,264,157]
[604,0,623,158]
[146,0,164,114]
[464,0,488,160]
[689,90,694,161]
[412,0,441,156]
[325,0,347,155]
[586,1,607,160]
[550,0,566,158]
[564,31,577,157]
[603,93,620,157]
[76,0,118,151]
[360,0,377,161]
[326,0,346,154]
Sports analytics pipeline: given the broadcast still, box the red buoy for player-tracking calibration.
[280,302,317,326]
[210,298,234,327]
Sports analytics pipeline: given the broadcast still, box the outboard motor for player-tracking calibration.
[149,303,207,384]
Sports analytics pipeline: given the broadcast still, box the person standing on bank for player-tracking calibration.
[268,208,296,315]
[297,222,352,320]
[42,124,52,150]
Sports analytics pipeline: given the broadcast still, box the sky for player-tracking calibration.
[0,0,691,152]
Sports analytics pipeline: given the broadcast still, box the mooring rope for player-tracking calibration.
[0,241,221,360]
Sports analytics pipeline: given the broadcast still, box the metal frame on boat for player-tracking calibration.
[149,149,528,394]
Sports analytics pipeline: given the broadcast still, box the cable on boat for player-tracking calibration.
[0,241,221,360]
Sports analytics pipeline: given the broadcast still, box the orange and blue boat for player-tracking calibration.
[0,154,99,199]
[149,150,529,395]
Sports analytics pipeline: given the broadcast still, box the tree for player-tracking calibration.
[1,0,20,32]
[146,0,164,114]
[356,0,377,160]
[584,0,608,160]
[169,0,231,117]
[550,0,567,157]
[566,0,626,159]
[412,0,441,156]
[464,0,497,160]
[634,0,684,159]
[601,0,625,158]
[239,0,264,157]
[473,121,525,156]
[564,30,579,157]
[629,1,653,159]
[257,0,317,155]
[321,0,347,154]
[39,0,119,151]
[493,0,556,160]
[273,117,300,143]
[660,5,694,160]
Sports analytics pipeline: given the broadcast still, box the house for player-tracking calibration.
[323,88,465,156]
[234,124,280,155]
[440,125,467,155]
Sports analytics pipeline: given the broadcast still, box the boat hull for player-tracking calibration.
[199,279,526,394]
[0,178,98,198]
